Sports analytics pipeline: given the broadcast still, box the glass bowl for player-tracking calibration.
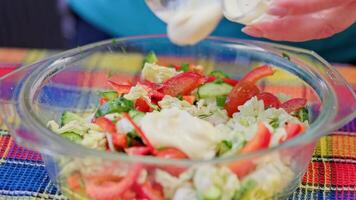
[0,35,355,200]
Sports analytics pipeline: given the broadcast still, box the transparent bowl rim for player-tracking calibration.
[14,34,346,165]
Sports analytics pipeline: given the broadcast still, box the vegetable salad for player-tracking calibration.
[48,52,309,200]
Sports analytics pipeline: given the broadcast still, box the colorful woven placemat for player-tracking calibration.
[0,48,355,200]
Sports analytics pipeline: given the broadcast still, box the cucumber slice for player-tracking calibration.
[209,70,229,79]
[198,82,233,98]
[216,96,227,108]
[61,112,83,126]
[100,90,118,100]
[61,131,83,143]
[95,97,134,117]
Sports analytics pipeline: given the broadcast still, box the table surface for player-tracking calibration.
[0,48,355,200]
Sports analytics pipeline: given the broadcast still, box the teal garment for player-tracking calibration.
[68,0,356,63]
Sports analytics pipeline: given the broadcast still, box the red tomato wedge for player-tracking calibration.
[256,92,281,109]
[107,80,132,94]
[155,147,188,159]
[205,76,239,86]
[182,95,196,104]
[222,78,239,86]
[133,181,165,200]
[160,72,205,96]
[135,97,152,112]
[123,113,156,154]
[229,123,271,178]
[240,65,275,83]
[94,117,127,149]
[280,98,307,113]
[224,81,260,117]
[125,146,152,156]
[279,123,304,143]
[85,164,143,200]
[94,117,117,134]
[155,147,188,176]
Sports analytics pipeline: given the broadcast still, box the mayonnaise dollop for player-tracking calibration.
[140,108,220,159]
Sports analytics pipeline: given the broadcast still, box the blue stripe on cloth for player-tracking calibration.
[0,158,60,196]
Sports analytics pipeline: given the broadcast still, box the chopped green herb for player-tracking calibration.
[293,107,309,122]
[216,140,233,156]
[180,63,190,72]
[61,132,83,143]
[269,118,279,129]
[282,52,291,61]
[216,96,227,108]
[209,70,229,79]
[177,95,183,100]
[198,113,214,119]
[142,51,158,68]
[95,97,134,117]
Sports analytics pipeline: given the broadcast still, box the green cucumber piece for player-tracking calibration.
[209,70,229,79]
[198,82,233,98]
[95,97,134,117]
[100,90,118,100]
[216,96,227,108]
[61,112,83,126]
[61,131,83,143]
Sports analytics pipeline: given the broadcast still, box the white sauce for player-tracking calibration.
[140,108,220,159]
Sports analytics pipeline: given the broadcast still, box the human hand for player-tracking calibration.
[242,0,356,41]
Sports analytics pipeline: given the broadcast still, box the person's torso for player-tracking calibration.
[68,0,356,63]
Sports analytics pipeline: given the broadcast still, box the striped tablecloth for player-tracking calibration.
[0,48,355,200]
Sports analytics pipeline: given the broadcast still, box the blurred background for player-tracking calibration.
[0,0,355,64]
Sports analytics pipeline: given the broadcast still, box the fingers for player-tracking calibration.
[268,0,355,16]
[242,1,356,41]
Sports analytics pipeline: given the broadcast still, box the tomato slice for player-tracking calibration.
[155,147,188,159]
[241,123,271,153]
[133,181,165,200]
[94,117,117,134]
[135,97,153,112]
[280,98,307,113]
[240,65,275,83]
[123,113,156,154]
[94,117,127,149]
[155,147,188,176]
[160,72,205,96]
[205,76,239,86]
[182,95,196,104]
[256,92,281,109]
[125,146,152,156]
[85,164,143,200]
[222,78,239,86]
[279,123,304,143]
[224,81,260,117]
[108,80,132,94]
[229,123,271,178]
